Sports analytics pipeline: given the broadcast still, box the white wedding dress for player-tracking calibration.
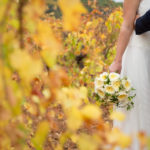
[114,0,150,149]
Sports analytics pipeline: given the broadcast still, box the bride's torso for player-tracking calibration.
[128,0,150,48]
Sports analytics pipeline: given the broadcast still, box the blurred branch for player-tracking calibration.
[18,0,28,49]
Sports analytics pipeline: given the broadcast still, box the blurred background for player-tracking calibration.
[2,1,148,150]
[46,0,123,18]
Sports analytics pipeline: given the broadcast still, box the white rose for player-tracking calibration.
[122,79,131,91]
[118,92,128,101]
[94,77,104,88]
[111,80,121,91]
[105,85,115,94]
[96,88,105,98]
[99,72,108,81]
[109,72,120,82]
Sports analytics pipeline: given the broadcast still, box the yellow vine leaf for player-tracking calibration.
[33,21,61,67]
[10,50,43,82]
[118,133,132,148]
[81,104,102,120]
[138,132,148,147]
[58,0,87,31]
[33,21,59,48]
[31,121,50,150]
[66,107,83,131]
[110,111,125,121]
[79,86,88,99]
[77,134,100,150]
[30,0,46,16]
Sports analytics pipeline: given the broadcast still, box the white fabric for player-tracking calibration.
[114,0,150,149]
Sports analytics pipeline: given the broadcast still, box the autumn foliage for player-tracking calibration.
[0,0,149,150]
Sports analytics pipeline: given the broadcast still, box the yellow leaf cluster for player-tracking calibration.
[57,87,102,131]
[107,128,132,148]
[57,87,87,109]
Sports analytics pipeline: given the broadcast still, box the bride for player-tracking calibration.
[109,0,150,149]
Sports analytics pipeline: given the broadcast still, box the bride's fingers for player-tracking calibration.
[117,67,122,74]
[109,66,121,73]
[116,70,121,74]
[109,66,115,73]
[109,66,113,72]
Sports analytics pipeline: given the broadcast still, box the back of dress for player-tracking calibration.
[138,0,150,16]
[128,0,150,48]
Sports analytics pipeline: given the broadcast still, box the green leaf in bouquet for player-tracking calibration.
[116,102,119,107]
[122,76,128,80]
[128,96,132,101]
[126,101,134,110]
[128,94,136,101]
[104,76,110,85]
[131,101,134,106]
[110,95,118,103]
[127,104,131,111]
[131,87,136,91]
[105,92,111,97]
[119,84,124,91]
[95,93,100,101]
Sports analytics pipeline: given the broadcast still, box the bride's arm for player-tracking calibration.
[109,0,141,73]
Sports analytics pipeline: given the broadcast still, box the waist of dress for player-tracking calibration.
[128,31,150,49]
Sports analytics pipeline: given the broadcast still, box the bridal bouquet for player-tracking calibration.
[94,72,136,110]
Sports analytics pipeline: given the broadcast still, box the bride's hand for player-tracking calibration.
[109,60,122,73]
